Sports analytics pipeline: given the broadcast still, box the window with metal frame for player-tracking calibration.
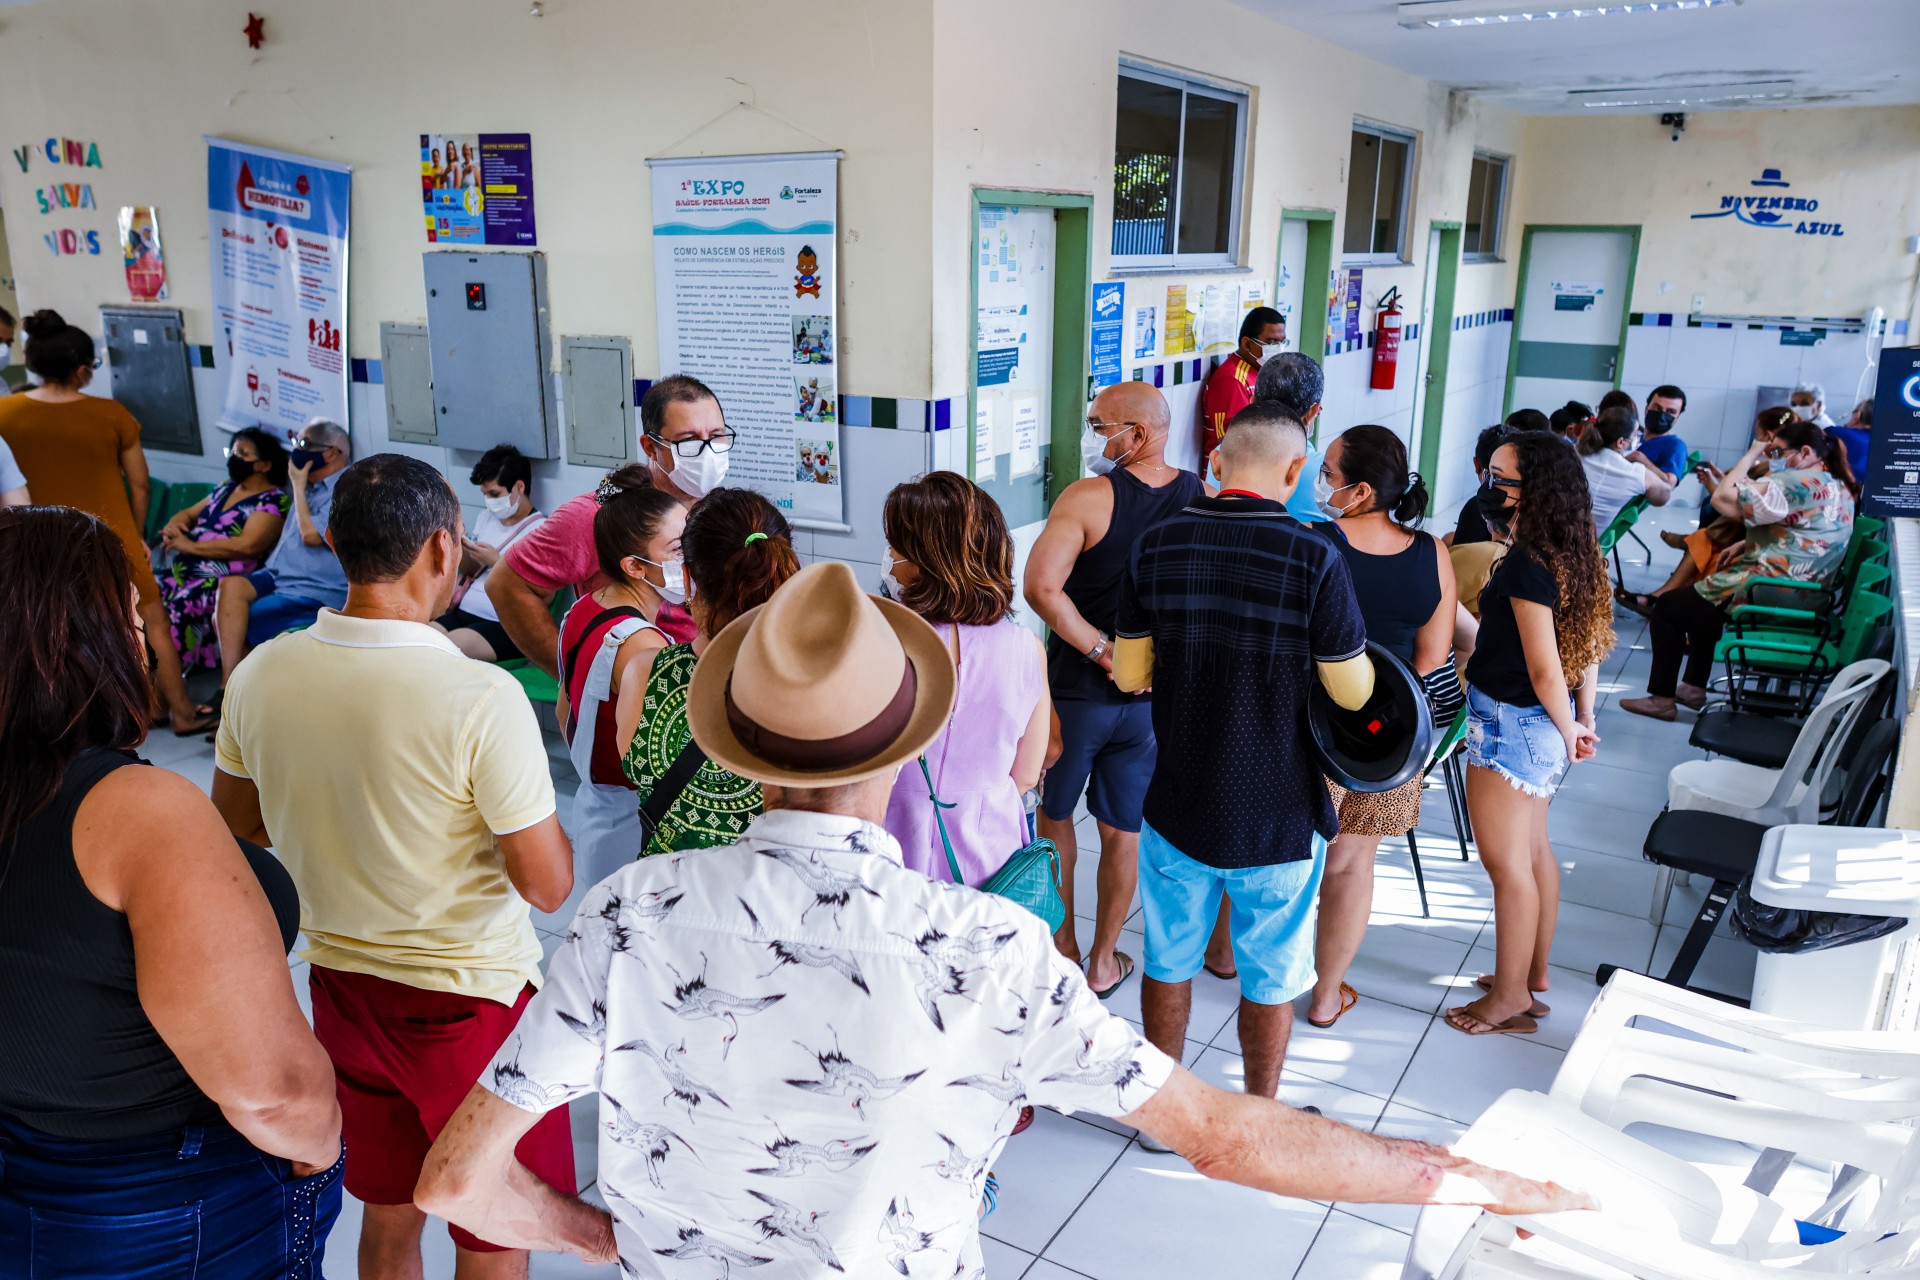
[1464,151,1509,261]
[1111,62,1248,269]
[1343,122,1416,263]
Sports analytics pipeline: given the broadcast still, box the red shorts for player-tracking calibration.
[308,966,577,1253]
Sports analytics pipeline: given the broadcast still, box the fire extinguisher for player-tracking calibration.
[1371,287,1403,391]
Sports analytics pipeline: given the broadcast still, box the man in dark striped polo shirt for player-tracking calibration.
[1113,403,1372,1118]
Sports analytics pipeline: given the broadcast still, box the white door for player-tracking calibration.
[1510,229,1635,415]
[972,203,1057,634]
[1407,225,1442,457]
[1276,219,1308,343]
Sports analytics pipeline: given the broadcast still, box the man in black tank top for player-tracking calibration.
[1023,382,1203,997]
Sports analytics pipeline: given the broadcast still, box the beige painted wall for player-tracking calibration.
[929,0,1528,400]
[0,0,934,396]
[1516,107,1920,322]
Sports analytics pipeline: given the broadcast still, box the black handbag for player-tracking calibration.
[1728,882,1907,954]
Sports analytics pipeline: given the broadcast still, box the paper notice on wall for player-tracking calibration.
[1241,281,1266,313]
[978,304,1026,347]
[206,138,351,435]
[1198,282,1240,353]
[974,400,995,480]
[1011,395,1041,478]
[1165,285,1194,355]
[1090,281,1125,389]
[119,205,168,302]
[1132,303,1159,360]
[649,150,844,529]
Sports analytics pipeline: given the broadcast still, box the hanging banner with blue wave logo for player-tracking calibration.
[648,151,845,529]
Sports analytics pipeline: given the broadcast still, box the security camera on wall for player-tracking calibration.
[1660,111,1686,142]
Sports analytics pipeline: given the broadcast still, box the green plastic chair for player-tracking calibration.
[1739,537,1888,625]
[1718,590,1894,714]
[495,588,574,706]
[1600,494,1651,588]
[142,481,172,542]
[159,481,217,532]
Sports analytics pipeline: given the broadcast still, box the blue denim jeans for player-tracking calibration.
[0,1112,342,1279]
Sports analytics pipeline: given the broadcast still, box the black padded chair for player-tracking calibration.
[1598,717,1901,1001]
[1692,661,1892,772]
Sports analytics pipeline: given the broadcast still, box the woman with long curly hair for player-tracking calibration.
[1446,432,1614,1037]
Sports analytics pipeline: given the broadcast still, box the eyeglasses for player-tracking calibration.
[1487,474,1523,489]
[1085,418,1139,434]
[647,428,737,458]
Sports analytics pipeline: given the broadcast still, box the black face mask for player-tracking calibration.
[226,454,258,485]
[1477,481,1516,534]
[1645,408,1676,435]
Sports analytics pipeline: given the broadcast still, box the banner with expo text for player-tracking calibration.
[206,138,351,437]
[647,151,845,530]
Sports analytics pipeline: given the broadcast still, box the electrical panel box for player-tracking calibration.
[380,323,437,446]
[561,335,635,468]
[422,251,556,458]
[100,306,200,455]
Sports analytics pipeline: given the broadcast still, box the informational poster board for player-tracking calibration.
[206,138,351,435]
[1858,346,1920,518]
[973,204,1055,484]
[648,151,844,529]
[420,133,537,246]
[1090,281,1124,390]
[118,206,167,301]
[1113,276,1268,369]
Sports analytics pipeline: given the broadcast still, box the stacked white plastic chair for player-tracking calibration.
[1403,970,1920,1278]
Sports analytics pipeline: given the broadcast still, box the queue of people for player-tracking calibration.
[15,332,1882,1275]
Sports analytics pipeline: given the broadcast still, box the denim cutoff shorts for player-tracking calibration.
[1463,685,1569,798]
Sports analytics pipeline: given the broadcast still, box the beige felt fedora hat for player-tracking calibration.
[687,561,956,786]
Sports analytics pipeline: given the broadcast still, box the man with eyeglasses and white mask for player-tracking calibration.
[1200,306,1286,460]
[490,375,732,682]
[1789,381,1836,428]
[1025,381,1203,1000]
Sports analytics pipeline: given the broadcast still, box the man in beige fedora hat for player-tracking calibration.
[416,562,1591,1273]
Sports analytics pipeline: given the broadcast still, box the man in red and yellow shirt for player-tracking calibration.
[1199,306,1286,460]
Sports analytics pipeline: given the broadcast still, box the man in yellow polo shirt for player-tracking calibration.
[212,453,577,1280]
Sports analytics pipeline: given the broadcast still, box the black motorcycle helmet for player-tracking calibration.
[1309,642,1435,793]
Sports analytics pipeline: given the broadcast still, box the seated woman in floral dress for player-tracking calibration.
[156,428,289,673]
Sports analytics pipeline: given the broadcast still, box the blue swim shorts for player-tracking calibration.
[1137,821,1324,1006]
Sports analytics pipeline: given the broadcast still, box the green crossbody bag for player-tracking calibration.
[919,758,1066,932]
[916,623,1066,932]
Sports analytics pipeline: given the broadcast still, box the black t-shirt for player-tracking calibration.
[1465,546,1560,707]
[1452,494,1491,546]
[1116,496,1367,869]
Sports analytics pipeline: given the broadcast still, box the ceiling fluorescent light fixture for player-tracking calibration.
[1398,0,1738,28]
[1571,79,1791,108]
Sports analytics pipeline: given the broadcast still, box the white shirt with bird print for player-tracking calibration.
[485,808,1172,1278]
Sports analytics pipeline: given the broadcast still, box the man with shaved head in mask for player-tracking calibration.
[1024,382,1204,999]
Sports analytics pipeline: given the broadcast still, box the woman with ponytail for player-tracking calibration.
[1622,417,1854,722]
[621,487,801,858]
[1577,405,1673,531]
[1304,424,1461,1029]
[879,472,1050,887]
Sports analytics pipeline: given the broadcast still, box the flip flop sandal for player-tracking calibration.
[1203,961,1238,981]
[1089,951,1136,1001]
[978,1172,1000,1221]
[1445,1006,1539,1036]
[1474,976,1550,1017]
[1612,588,1657,619]
[1306,982,1359,1029]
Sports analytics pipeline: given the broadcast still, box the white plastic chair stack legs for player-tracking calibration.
[1402,971,1920,1279]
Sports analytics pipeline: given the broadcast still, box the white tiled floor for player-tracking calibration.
[146,496,1752,1278]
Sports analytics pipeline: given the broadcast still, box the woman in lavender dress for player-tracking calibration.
[880,472,1050,888]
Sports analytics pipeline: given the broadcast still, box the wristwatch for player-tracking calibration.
[1085,634,1109,664]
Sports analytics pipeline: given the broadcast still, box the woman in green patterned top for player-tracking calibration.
[619,487,801,857]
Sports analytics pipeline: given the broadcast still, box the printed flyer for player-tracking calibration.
[649,151,843,528]
[205,138,351,435]
[118,206,167,301]
[420,133,537,246]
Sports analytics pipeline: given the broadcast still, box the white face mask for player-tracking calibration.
[658,439,729,499]
[1259,342,1286,365]
[1791,402,1819,422]
[636,556,689,605]
[0,343,10,366]
[1314,474,1357,519]
[879,552,907,603]
[482,491,517,518]
[1081,424,1133,477]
